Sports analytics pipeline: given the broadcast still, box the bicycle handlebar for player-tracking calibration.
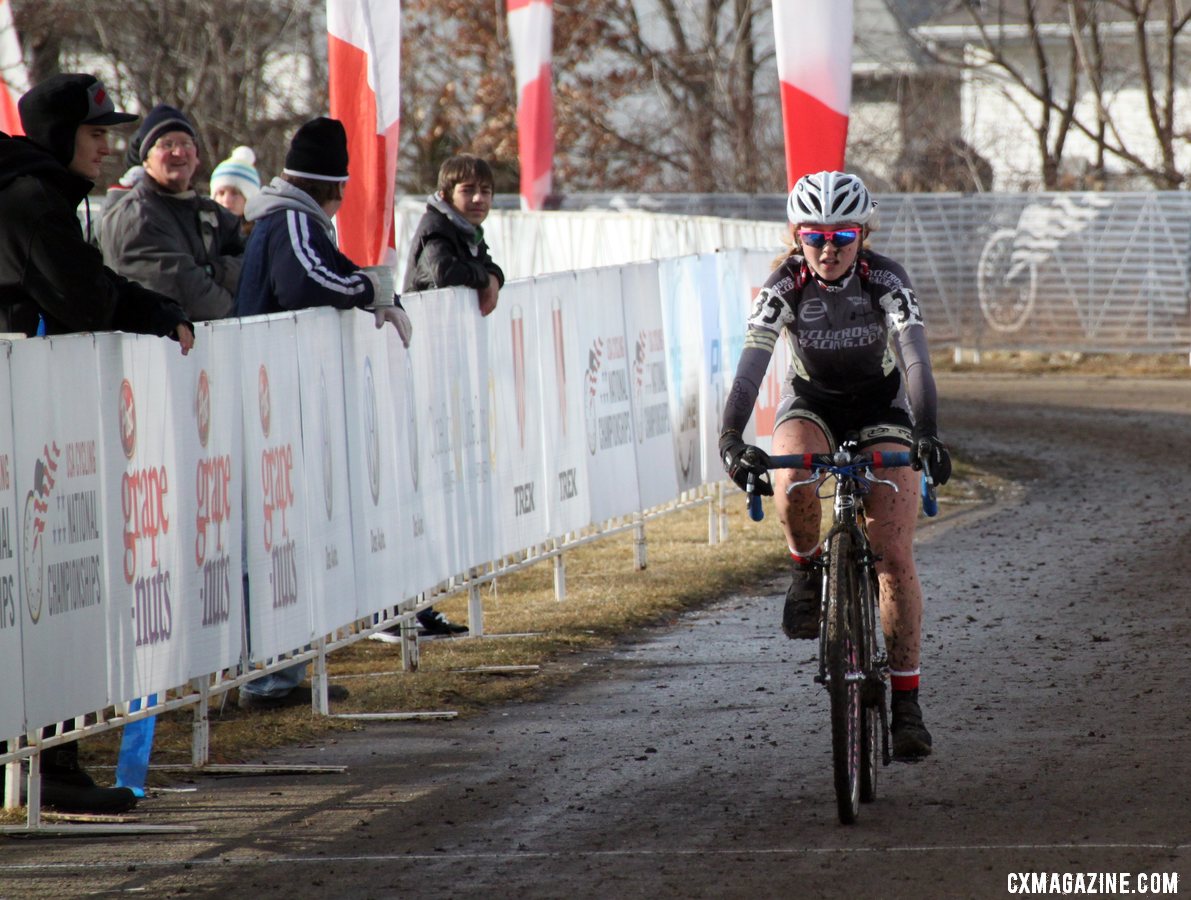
[745,450,938,521]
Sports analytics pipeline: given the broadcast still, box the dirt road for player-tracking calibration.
[2,374,1189,899]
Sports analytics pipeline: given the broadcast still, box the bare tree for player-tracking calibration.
[10,0,325,188]
[918,0,1191,189]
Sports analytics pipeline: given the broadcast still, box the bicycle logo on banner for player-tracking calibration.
[976,195,1112,332]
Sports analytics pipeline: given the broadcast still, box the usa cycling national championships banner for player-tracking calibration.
[658,257,706,490]
[10,334,111,728]
[0,342,25,737]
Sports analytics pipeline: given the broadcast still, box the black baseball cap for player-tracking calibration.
[19,74,138,166]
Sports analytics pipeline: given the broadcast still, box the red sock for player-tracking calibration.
[890,670,920,692]
[790,546,821,565]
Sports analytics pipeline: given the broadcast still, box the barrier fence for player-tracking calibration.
[0,249,787,826]
[403,191,1191,356]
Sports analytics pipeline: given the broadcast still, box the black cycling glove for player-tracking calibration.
[911,426,952,486]
[719,430,774,496]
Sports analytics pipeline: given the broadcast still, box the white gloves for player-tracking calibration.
[361,264,412,347]
[375,305,413,347]
[363,264,396,305]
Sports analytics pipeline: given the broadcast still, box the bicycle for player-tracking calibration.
[746,443,937,825]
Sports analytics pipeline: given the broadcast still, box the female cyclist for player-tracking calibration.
[719,171,951,761]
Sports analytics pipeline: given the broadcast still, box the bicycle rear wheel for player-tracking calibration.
[826,530,862,825]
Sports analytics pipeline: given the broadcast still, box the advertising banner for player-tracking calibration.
[181,320,245,680]
[0,341,25,737]
[382,306,435,599]
[488,279,550,558]
[97,333,189,700]
[742,248,789,451]
[573,266,640,522]
[298,309,359,631]
[657,257,705,492]
[694,254,725,481]
[533,273,591,537]
[11,334,110,727]
[239,317,313,661]
[619,262,679,509]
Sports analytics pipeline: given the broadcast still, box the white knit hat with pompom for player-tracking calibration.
[209,145,261,200]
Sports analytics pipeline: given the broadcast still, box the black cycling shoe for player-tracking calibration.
[890,689,933,761]
[781,560,820,639]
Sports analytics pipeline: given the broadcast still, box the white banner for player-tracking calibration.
[742,249,789,451]
[574,267,640,521]
[488,280,551,558]
[658,258,705,491]
[298,310,359,632]
[98,333,189,700]
[533,274,591,536]
[181,320,245,680]
[383,308,436,598]
[11,334,110,727]
[240,317,313,661]
[619,262,679,508]
[0,341,25,737]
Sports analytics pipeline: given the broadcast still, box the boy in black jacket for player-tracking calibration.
[402,154,504,317]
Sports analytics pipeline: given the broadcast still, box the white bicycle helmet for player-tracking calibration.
[787,171,876,226]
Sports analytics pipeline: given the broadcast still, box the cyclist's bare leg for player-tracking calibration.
[772,417,830,553]
[857,441,922,673]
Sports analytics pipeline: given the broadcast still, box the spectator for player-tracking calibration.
[209,145,260,219]
[100,104,244,321]
[0,72,194,813]
[375,153,505,643]
[234,116,409,710]
[402,153,504,317]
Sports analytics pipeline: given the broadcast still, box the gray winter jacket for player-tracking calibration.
[99,177,245,321]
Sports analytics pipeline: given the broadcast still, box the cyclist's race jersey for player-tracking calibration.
[722,248,938,436]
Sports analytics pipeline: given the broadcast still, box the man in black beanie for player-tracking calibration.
[0,72,195,815]
[100,103,244,321]
[0,73,194,344]
[234,116,409,709]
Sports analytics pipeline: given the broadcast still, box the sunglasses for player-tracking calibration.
[798,228,861,249]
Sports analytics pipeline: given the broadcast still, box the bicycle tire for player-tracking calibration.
[826,530,862,825]
[859,559,880,803]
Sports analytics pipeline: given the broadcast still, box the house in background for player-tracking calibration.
[851,0,1191,192]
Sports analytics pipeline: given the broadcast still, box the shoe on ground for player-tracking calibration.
[40,742,138,814]
[416,609,468,637]
[368,625,405,644]
[238,683,350,711]
[890,689,933,761]
[781,560,820,639]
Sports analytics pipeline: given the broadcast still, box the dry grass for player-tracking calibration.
[936,349,1191,377]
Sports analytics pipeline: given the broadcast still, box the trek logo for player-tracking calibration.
[513,481,535,516]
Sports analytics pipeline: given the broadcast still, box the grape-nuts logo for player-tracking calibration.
[363,357,380,505]
[22,443,61,625]
[584,337,603,456]
[258,364,271,439]
[119,379,136,459]
[195,369,211,449]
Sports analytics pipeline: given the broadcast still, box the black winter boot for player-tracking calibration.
[40,740,138,814]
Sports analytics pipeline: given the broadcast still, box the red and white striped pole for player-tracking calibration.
[508,0,555,210]
[772,0,853,189]
[0,0,27,136]
[327,0,401,266]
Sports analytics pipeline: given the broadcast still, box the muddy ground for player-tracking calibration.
[2,373,1189,899]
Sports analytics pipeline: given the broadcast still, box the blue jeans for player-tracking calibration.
[240,662,307,698]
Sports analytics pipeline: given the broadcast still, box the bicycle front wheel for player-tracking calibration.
[826,530,863,825]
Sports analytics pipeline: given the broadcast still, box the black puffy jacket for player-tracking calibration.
[402,200,504,293]
[0,134,189,338]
